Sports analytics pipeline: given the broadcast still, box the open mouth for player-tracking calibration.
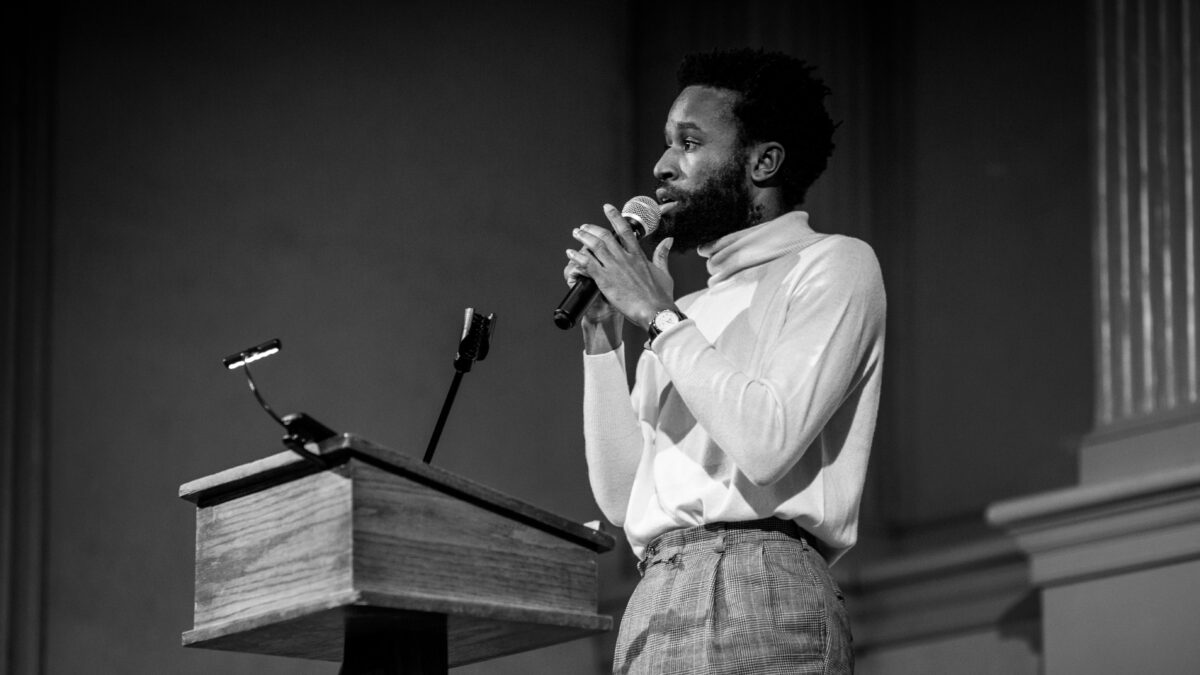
[655,189,679,213]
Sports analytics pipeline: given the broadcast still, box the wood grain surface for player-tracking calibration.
[194,470,354,626]
[351,460,597,615]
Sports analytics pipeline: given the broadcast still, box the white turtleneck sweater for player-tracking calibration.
[582,211,886,563]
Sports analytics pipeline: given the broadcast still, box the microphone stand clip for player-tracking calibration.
[423,308,497,464]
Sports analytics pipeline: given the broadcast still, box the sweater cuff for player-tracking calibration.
[647,317,696,354]
[582,342,626,376]
[647,319,707,373]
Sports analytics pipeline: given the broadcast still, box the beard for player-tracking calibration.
[655,152,757,252]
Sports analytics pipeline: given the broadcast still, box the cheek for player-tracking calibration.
[674,160,705,190]
[683,153,724,183]
[680,165,717,196]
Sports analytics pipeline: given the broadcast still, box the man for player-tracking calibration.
[563,48,885,674]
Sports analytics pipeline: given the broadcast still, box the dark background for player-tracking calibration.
[3,1,1092,672]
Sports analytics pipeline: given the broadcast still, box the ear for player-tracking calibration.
[748,142,785,183]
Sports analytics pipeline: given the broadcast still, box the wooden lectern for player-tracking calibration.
[179,434,615,673]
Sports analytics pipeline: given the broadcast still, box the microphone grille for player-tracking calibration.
[621,195,662,237]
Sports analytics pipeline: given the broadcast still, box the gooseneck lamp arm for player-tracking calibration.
[222,338,336,467]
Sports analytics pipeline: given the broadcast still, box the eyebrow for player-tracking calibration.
[665,121,703,135]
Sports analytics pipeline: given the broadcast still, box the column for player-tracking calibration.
[989,6,1200,673]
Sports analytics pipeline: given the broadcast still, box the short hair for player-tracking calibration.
[677,48,836,207]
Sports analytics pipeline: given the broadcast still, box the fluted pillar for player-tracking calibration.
[1086,0,1200,480]
[989,6,1200,673]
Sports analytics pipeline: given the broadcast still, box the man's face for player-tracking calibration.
[654,85,756,251]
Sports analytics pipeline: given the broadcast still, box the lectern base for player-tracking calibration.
[340,609,447,675]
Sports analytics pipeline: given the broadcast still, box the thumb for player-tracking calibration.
[652,237,674,270]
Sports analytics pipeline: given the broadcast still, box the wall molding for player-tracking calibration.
[988,464,1200,587]
[842,532,1035,652]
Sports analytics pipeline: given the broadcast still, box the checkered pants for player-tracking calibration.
[613,519,853,674]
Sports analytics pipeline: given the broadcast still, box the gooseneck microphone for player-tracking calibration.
[554,196,662,329]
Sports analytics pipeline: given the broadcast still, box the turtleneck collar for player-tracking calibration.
[697,210,820,287]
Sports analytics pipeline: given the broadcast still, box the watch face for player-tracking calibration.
[654,310,680,330]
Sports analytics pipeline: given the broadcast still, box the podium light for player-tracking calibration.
[223,338,281,370]
[221,338,336,466]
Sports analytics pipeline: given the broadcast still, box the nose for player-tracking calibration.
[653,147,677,182]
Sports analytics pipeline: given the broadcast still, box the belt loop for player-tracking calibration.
[713,533,725,554]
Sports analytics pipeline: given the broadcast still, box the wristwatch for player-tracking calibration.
[647,308,686,344]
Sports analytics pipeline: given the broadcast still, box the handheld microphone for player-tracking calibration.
[554,196,662,330]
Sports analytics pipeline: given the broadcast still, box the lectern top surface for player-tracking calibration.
[178,433,615,553]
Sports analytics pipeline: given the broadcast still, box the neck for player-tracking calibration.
[748,189,792,226]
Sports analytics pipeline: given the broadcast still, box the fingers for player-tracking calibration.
[564,248,591,283]
[652,237,674,270]
[565,241,611,286]
[573,224,617,261]
[603,204,639,247]
[567,202,645,286]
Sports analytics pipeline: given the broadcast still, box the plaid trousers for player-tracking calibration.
[613,519,853,674]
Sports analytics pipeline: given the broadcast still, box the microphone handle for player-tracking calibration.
[553,277,598,330]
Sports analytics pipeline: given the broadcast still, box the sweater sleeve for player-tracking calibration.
[650,238,886,486]
[582,344,645,525]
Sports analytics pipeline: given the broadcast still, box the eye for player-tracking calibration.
[664,137,700,151]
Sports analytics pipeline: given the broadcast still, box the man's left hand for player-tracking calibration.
[567,203,677,329]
